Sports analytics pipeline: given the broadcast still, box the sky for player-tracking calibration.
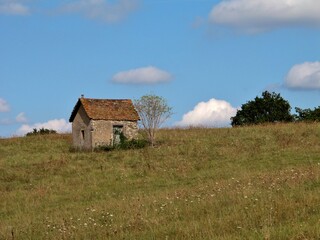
[1,0,320,137]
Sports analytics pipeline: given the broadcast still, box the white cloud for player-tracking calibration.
[285,61,320,90]
[176,98,237,127]
[0,0,30,15]
[59,0,139,23]
[0,98,10,112]
[209,0,320,33]
[16,118,71,136]
[112,66,173,84]
[16,112,27,123]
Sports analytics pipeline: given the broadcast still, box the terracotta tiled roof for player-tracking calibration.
[69,98,140,122]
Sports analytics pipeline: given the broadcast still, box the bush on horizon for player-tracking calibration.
[26,128,57,136]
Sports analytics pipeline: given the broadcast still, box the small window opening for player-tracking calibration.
[81,130,85,140]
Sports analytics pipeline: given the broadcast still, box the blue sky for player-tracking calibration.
[1,0,320,137]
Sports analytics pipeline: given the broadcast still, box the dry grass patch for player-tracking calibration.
[0,123,320,239]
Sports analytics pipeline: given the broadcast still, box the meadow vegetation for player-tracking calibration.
[0,123,320,239]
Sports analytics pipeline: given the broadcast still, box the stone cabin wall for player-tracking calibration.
[72,106,139,150]
[91,120,138,148]
[72,105,92,150]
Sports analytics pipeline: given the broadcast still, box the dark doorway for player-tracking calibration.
[113,125,123,145]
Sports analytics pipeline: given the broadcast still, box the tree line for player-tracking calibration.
[231,91,320,126]
[26,128,57,136]
[24,93,318,146]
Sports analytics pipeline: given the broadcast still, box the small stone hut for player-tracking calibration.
[69,97,140,150]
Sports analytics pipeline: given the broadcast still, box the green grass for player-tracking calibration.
[1,123,320,239]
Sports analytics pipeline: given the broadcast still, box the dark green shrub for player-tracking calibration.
[26,128,57,136]
[294,106,320,122]
[95,138,148,152]
[231,91,294,126]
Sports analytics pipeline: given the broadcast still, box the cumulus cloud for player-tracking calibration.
[209,0,320,33]
[16,112,27,123]
[285,62,320,90]
[176,98,237,127]
[16,118,71,136]
[59,0,139,23]
[112,66,173,84]
[0,98,10,112]
[0,112,27,126]
[0,0,30,15]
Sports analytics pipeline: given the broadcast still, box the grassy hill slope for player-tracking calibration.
[1,123,320,239]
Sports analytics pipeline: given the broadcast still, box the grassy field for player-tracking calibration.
[0,123,320,239]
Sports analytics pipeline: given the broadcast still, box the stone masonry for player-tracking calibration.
[69,97,140,150]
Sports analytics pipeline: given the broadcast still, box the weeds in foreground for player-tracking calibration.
[95,138,149,152]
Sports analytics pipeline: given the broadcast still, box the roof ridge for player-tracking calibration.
[69,98,139,122]
[81,98,132,100]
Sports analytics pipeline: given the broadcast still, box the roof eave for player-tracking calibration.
[69,99,82,122]
[69,98,140,122]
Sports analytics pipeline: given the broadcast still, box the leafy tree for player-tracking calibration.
[134,94,173,146]
[231,91,294,126]
[294,106,320,122]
